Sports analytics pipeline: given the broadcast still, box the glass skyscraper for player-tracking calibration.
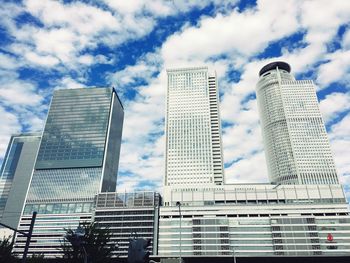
[0,134,40,230]
[14,87,124,257]
[256,61,339,185]
[165,67,224,186]
[26,87,124,203]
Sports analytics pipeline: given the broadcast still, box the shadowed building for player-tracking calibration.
[0,134,40,232]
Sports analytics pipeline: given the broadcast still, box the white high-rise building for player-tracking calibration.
[256,61,339,185]
[165,67,224,186]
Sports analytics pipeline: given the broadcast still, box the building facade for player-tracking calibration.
[158,184,350,258]
[165,67,224,186]
[0,134,41,231]
[256,61,338,185]
[93,191,160,258]
[158,63,350,261]
[13,87,124,257]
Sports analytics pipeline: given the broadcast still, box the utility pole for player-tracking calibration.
[233,248,237,263]
[176,202,182,263]
[0,211,37,263]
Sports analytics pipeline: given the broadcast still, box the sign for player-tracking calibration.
[326,233,338,250]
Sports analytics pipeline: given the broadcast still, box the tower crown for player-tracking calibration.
[259,61,291,76]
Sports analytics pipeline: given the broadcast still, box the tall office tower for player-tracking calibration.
[13,87,124,257]
[165,67,224,186]
[0,134,40,230]
[256,61,338,185]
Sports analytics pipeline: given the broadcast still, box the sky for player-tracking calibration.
[0,0,350,199]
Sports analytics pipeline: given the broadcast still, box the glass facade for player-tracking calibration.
[27,87,124,203]
[36,88,112,170]
[14,87,124,258]
[23,202,93,215]
[0,134,41,229]
[26,167,103,202]
[0,141,23,212]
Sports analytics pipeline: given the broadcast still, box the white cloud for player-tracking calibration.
[109,52,162,99]
[225,151,268,183]
[0,53,20,70]
[330,114,350,141]
[343,29,350,49]
[78,54,94,65]
[317,50,350,87]
[33,28,77,64]
[103,0,238,18]
[109,54,166,185]
[25,52,60,67]
[300,0,350,45]
[55,77,86,90]
[1,0,350,198]
[329,114,350,186]
[0,106,21,159]
[0,82,42,106]
[162,0,299,66]
[95,54,115,65]
[25,0,121,35]
[3,0,155,71]
[0,74,46,146]
[110,0,350,190]
[319,92,350,124]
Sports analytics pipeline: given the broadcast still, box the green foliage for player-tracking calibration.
[61,222,116,263]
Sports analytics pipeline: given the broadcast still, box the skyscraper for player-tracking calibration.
[14,87,124,257]
[165,67,224,186]
[27,87,124,203]
[158,64,350,259]
[0,134,40,230]
[256,61,339,185]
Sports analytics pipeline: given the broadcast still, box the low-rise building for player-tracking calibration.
[158,184,350,258]
[93,191,160,258]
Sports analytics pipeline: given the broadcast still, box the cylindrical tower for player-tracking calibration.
[256,62,297,184]
[256,61,339,185]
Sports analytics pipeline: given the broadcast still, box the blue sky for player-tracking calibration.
[0,0,349,198]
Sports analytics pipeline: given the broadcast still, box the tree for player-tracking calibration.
[128,238,151,263]
[27,253,45,263]
[61,222,116,263]
[0,235,17,262]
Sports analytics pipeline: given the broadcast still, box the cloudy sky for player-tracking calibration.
[0,0,349,198]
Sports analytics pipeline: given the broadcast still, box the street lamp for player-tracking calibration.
[232,246,237,263]
[176,201,182,263]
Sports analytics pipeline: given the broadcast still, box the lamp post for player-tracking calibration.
[233,247,237,263]
[176,201,182,263]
